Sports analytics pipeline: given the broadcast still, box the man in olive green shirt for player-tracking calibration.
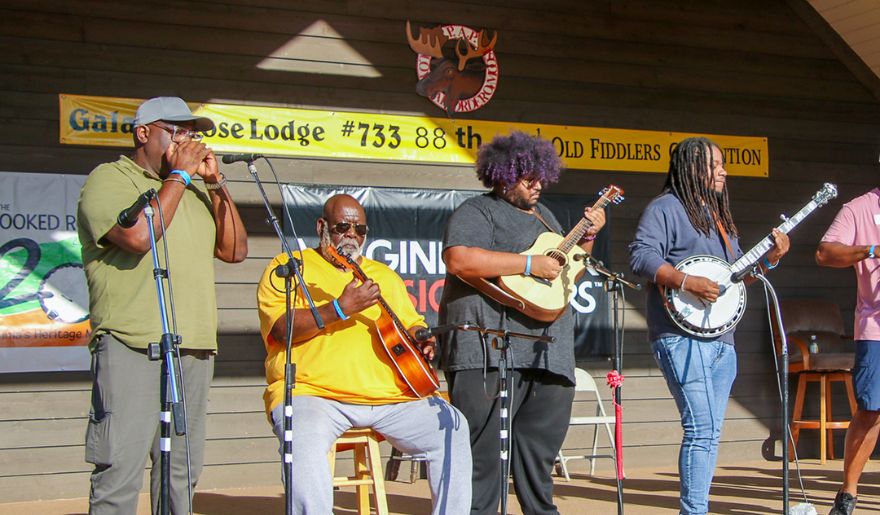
[77,97,248,514]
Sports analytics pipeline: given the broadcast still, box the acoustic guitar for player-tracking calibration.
[460,185,624,322]
[326,245,439,398]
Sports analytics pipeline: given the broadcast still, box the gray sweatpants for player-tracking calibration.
[85,333,214,515]
[271,395,472,514]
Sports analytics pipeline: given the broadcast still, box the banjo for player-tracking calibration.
[664,183,837,337]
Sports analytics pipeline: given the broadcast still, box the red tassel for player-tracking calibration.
[606,370,625,480]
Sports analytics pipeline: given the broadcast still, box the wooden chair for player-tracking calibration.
[385,446,427,483]
[555,368,617,480]
[777,298,857,463]
[328,428,389,515]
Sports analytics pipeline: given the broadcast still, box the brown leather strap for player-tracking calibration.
[531,208,559,234]
[714,217,735,261]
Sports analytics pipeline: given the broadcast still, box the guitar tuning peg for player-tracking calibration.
[614,196,624,204]
[779,214,789,222]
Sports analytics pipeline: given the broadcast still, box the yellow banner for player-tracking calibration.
[59,94,768,177]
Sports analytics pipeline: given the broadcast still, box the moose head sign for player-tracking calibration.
[406,21,500,116]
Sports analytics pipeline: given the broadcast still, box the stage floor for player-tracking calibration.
[5,459,879,514]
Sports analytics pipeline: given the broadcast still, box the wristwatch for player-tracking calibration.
[205,172,227,191]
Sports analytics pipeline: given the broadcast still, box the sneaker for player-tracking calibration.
[829,491,857,515]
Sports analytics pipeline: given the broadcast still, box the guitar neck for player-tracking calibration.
[730,198,821,275]
[376,295,409,334]
[558,197,612,253]
[340,254,417,344]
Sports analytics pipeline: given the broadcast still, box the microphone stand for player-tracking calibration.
[142,195,187,515]
[243,157,324,515]
[752,270,790,514]
[577,253,641,515]
[456,324,555,515]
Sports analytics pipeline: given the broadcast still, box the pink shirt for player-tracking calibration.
[821,188,880,340]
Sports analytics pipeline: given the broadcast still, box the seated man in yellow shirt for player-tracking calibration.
[257,193,472,514]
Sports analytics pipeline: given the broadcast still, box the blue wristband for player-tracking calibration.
[169,169,191,187]
[869,245,877,259]
[763,257,778,270]
[525,255,532,276]
[332,299,349,321]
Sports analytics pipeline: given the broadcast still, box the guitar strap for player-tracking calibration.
[531,207,559,234]
[714,217,736,263]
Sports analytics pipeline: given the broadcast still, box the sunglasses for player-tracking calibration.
[521,177,547,190]
[324,219,369,236]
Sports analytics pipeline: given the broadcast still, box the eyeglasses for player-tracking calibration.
[324,219,369,236]
[152,123,203,142]
[520,177,546,190]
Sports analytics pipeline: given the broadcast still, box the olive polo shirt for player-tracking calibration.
[77,155,219,351]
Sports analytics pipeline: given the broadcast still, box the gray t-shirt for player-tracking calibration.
[438,193,575,385]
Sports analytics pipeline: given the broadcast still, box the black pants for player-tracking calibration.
[447,368,575,515]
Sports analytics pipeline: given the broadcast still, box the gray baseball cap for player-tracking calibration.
[134,96,214,131]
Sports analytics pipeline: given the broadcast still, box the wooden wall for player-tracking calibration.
[1,0,879,503]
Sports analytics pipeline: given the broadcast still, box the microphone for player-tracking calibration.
[730,258,767,283]
[274,257,302,278]
[221,153,262,164]
[574,253,603,266]
[729,268,751,283]
[414,324,460,342]
[116,189,157,229]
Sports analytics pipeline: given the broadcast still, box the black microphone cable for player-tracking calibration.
[154,194,196,515]
[253,155,310,293]
[760,275,813,510]
[261,156,308,512]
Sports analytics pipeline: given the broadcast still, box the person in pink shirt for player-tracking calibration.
[816,187,880,515]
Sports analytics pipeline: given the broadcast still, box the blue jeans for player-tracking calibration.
[652,336,737,515]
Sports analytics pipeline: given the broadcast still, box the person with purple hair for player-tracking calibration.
[438,131,606,514]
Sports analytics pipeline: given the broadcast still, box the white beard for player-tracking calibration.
[320,225,363,261]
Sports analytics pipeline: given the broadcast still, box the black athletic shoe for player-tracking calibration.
[829,491,857,515]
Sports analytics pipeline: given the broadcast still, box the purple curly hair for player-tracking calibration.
[475,131,563,189]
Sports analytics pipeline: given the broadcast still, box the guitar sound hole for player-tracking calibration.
[546,250,566,266]
[392,344,405,356]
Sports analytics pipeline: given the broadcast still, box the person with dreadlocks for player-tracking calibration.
[438,131,606,515]
[629,137,789,515]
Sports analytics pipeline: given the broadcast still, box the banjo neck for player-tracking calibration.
[728,197,823,281]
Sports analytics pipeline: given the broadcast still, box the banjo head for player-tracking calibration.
[666,255,747,338]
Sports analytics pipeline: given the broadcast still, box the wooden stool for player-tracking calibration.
[328,428,389,515]
[774,299,857,464]
[790,371,857,464]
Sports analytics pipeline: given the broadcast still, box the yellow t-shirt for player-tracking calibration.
[257,248,425,416]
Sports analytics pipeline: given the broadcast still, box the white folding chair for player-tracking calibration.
[556,368,617,480]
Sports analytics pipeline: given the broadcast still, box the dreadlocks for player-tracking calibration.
[663,137,737,237]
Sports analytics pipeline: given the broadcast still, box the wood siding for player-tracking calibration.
[0,0,879,502]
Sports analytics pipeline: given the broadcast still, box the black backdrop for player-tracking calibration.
[282,184,613,357]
